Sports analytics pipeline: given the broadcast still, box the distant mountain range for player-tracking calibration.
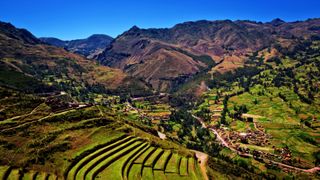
[1,18,320,94]
[40,34,113,59]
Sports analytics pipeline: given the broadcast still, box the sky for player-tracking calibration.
[0,0,320,40]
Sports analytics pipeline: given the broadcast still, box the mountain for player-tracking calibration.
[40,34,113,59]
[0,22,41,44]
[0,21,149,101]
[96,18,320,92]
[0,21,210,180]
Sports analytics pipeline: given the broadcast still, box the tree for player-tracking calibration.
[220,96,229,125]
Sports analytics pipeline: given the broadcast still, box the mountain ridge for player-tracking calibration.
[0,20,150,100]
[96,18,320,92]
[40,34,113,58]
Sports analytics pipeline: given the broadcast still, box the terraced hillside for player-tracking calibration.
[0,88,205,180]
[65,135,203,180]
[0,166,57,180]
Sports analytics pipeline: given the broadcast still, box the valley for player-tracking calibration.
[0,17,319,179]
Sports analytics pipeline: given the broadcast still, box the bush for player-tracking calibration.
[313,151,320,166]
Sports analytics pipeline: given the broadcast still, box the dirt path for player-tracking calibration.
[192,150,209,180]
[192,115,207,128]
[0,109,75,133]
[130,93,168,101]
[2,60,33,77]
[209,128,238,153]
[304,166,320,173]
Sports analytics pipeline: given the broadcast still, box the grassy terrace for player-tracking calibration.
[0,102,204,180]
[144,148,164,167]
[7,169,19,180]
[22,171,37,180]
[122,145,150,179]
[96,142,148,179]
[128,164,143,180]
[87,141,144,179]
[134,146,156,164]
[165,153,180,173]
[188,158,197,179]
[153,170,167,180]
[142,167,153,180]
[66,135,132,179]
[0,167,58,180]
[0,166,10,180]
[179,157,188,176]
[75,138,141,179]
[35,172,47,180]
[0,136,204,180]
[154,150,172,170]
[48,174,57,180]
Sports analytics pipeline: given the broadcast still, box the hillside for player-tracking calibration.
[97,18,320,92]
[40,34,113,59]
[190,36,320,178]
[0,21,150,102]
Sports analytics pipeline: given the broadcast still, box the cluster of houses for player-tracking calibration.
[123,102,170,126]
[217,126,271,148]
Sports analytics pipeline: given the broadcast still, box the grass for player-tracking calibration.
[49,174,57,180]
[76,138,140,180]
[179,157,188,176]
[6,169,20,180]
[33,172,46,180]
[87,141,143,179]
[0,103,204,180]
[128,164,142,180]
[123,145,150,179]
[144,148,164,167]
[187,158,196,178]
[0,166,10,180]
[96,142,148,180]
[134,146,155,164]
[154,150,172,170]
[165,153,180,173]
[142,167,153,180]
[166,174,193,180]
[153,170,167,180]
[66,135,131,179]
[21,171,38,180]
[10,169,22,180]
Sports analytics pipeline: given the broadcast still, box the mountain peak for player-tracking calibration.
[130,25,140,30]
[269,18,286,26]
[126,25,141,33]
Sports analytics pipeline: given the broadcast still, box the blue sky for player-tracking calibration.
[0,0,319,40]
